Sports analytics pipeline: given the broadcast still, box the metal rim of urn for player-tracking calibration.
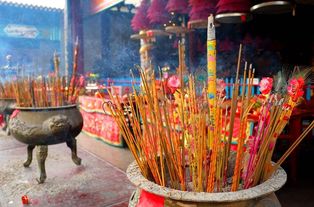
[126,161,287,203]
[14,104,78,111]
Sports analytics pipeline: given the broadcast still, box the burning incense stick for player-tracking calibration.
[206,14,217,149]
[107,60,312,193]
[205,15,219,192]
[0,82,15,99]
[54,52,60,77]
[11,74,83,107]
[68,37,79,102]
[223,45,242,187]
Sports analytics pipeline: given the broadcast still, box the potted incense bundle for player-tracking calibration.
[107,16,314,207]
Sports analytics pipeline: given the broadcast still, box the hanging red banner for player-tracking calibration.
[90,0,123,14]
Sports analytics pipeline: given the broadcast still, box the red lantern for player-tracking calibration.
[166,0,189,14]
[216,0,251,14]
[189,0,218,21]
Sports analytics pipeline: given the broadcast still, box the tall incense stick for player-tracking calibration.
[206,14,216,149]
[205,15,217,192]
[224,44,242,176]
[105,65,313,193]
[54,51,60,77]
[68,37,79,102]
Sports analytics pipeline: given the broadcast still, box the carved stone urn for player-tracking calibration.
[9,105,83,183]
[127,161,287,207]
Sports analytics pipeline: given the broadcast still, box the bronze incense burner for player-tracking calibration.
[9,105,83,183]
[0,98,15,134]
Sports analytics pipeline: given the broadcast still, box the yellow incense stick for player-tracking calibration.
[207,15,217,150]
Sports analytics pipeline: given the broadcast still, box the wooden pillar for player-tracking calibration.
[64,0,84,80]
[64,0,71,79]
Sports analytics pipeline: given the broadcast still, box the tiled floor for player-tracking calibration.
[276,137,314,207]
[1,131,314,207]
[0,133,134,207]
[74,133,314,207]
[77,133,134,172]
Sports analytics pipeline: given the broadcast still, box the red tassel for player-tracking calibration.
[147,0,170,24]
[166,0,189,14]
[216,0,250,13]
[189,0,218,21]
[131,0,151,31]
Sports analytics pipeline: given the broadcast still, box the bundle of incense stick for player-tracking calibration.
[107,62,314,193]
[12,75,84,107]
[10,40,83,107]
[0,81,15,99]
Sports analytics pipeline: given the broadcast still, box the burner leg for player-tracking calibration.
[66,138,81,165]
[23,145,35,167]
[36,145,48,184]
[5,114,10,135]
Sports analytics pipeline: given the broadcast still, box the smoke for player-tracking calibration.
[86,10,140,80]
[0,3,63,76]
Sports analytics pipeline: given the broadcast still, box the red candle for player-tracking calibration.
[21,195,29,205]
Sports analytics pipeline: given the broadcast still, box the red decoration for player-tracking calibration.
[146,30,154,37]
[131,0,151,32]
[21,195,29,205]
[167,75,181,94]
[0,114,3,127]
[189,0,218,21]
[147,0,170,25]
[216,0,250,14]
[10,109,20,119]
[217,79,227,97]
[166,0,189,14]
[240,14,246,22]
[94,91,103,98]
[287,77,305,101]
[259,77,273,95]
[79,96,125,147]
[137,190,165,207]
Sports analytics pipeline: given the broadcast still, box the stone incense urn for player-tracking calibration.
[9,105,83,183]
[127,161,287,207]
